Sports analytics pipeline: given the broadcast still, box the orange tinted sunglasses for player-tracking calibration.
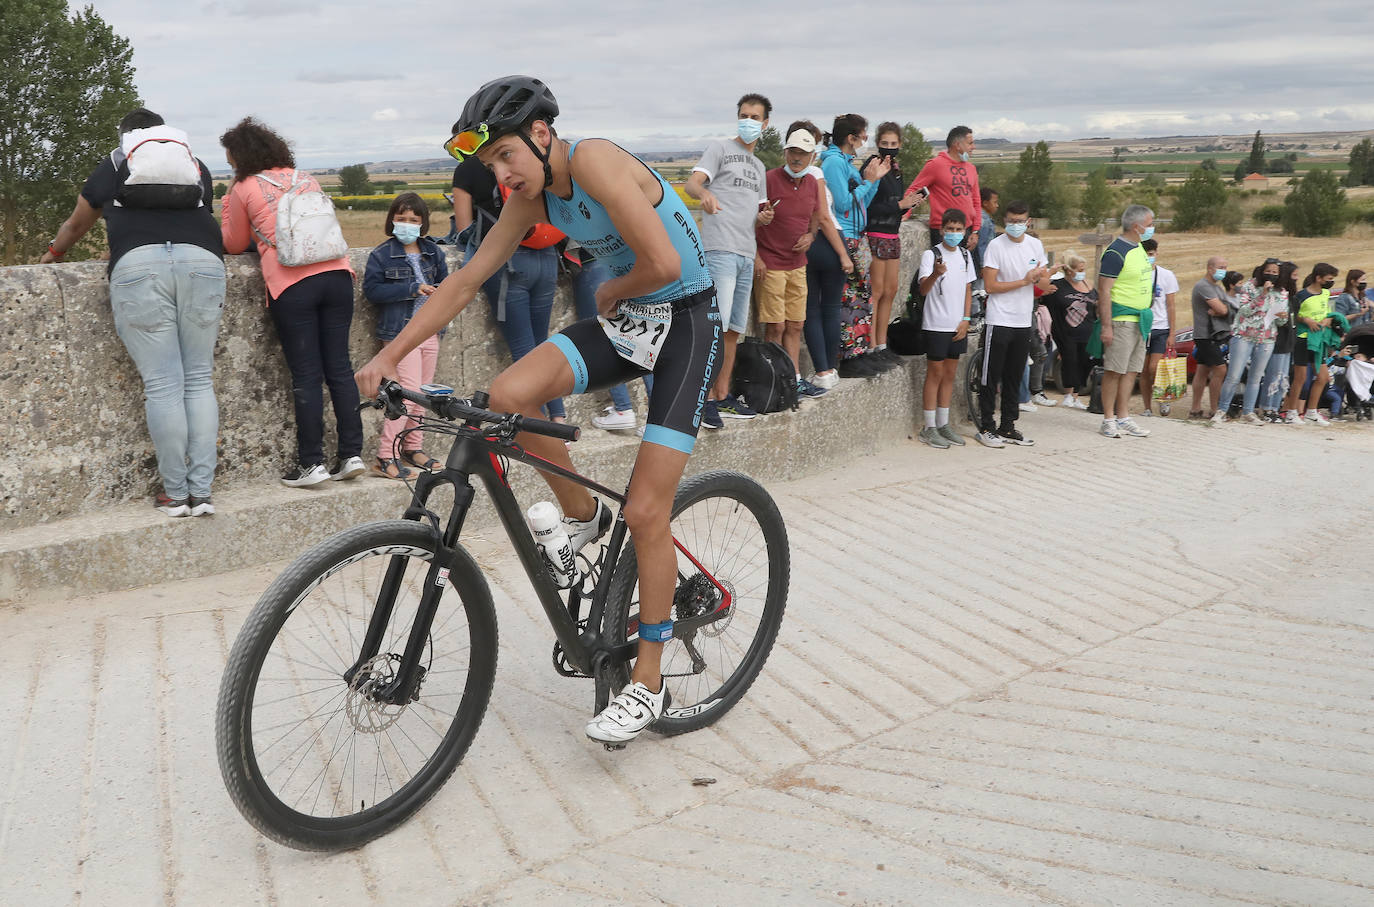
[444,124,490,162]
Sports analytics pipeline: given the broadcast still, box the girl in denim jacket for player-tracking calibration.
[362,193,450,478]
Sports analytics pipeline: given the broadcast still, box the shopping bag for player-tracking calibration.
[1154,356,1188,402]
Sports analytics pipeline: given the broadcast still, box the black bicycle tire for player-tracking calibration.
[602,470,789,736]
[963,342,983,425]
[215,520,498,851]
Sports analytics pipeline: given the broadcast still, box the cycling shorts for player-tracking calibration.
[548,285,720,453]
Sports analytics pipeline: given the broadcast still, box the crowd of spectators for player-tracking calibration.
[39,101,1374,516]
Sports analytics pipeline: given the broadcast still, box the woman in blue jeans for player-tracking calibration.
[471,238,566,421]
[1214,260,1288,424]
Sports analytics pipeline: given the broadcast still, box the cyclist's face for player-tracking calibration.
[478,130,543,198]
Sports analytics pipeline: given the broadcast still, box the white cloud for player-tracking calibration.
[371,108,401,122]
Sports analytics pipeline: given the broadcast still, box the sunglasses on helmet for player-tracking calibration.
[444,123,490,162]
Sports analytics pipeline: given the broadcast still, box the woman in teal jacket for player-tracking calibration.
[819,114,892,373]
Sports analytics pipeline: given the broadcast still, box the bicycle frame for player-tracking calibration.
[347,425,635,705]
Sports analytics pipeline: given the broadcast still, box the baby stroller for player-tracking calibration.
[1335,323,1374,420]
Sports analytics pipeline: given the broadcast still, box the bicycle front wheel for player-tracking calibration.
[964,340,983,425]
[216,520,497,851]
[604,470,789,735]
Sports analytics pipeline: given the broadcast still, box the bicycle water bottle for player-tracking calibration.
[526,502,578,588]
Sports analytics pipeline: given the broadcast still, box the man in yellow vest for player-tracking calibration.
[1095,205,1156,439]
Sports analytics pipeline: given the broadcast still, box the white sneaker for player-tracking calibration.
[811,371,839,390]
[1306,411,1331,426]
[330,456,366,481]
[1209,411,1227,426]
[1282,410,1303,425]
[1100,419,1122,438]
[1032,392,1056,407]
[975,430,1005,448]
[1242,412,1265,425]
[1019,402,1038,413]
[1062,395,1089,410]
[565,500,612,554]
[592,406,637,431]
[585,680,668,744]
[1118,416,1151,437]
[281,462,330,488]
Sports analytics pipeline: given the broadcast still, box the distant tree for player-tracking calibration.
[1112,146,1128,161]
[897,123,933,180]
[214,182,227,199]
[1200,158,1217,172]
[0,0,140,264]
[1246,130,1267,175]
[1103,164,1124,181]
[1282,169,1347,236]
[1172,166,1230,231]
[1233,161,1249,183]
[1008,141,1063,222]
[338,163,372,196]
[1266,158,1294,175]
[754,127,783,170]
[1079,168,1113,226]
[1344,138,1374,186]
[376,179,404,196]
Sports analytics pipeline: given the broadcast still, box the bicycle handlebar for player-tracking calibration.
[372,380,581,443]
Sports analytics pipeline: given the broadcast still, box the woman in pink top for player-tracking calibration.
[219,117,365,488]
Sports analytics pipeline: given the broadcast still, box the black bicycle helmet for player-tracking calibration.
[454,76,560,187]
[456,75,558,136]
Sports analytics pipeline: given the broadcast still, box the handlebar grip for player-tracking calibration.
[517,416,580,442]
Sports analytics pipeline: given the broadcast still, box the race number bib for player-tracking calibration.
[598,300,672,370]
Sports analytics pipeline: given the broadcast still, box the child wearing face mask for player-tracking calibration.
[362,192,450,478]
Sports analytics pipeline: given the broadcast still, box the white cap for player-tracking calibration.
[784,129,816,153]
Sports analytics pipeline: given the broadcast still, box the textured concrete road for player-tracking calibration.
[3,407,1372,905]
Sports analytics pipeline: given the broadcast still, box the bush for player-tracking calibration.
[1282,169,1347,236]
[1172,167,1230,231]
[1254,204,1285,224]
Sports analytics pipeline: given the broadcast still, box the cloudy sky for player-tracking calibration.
[86,0,1374,171]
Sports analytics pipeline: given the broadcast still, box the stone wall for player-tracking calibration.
[1,221,928,530]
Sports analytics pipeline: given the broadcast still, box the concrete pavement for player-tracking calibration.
[2,406,1372,905]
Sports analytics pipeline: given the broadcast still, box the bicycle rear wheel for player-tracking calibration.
[963,341,983,425]
[216,520,497,850]
[603,470,788,735]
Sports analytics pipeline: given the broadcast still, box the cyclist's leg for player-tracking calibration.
[621,442,690,688]
[489,317,642,519]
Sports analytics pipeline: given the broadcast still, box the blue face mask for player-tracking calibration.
[1140,225,1155,241]
[959,152,970,162]
[943,231,964,247]
[784,162,808,178]
[737,119,762,143]
[1074,271,1087,282]
[1147,256,1157,266]
[393,222,421,245]
[1004,222,1028,238]
[1212,268,1227,282]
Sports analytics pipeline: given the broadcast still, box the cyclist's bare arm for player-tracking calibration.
[356,203,531,397]
[569,140,682,313]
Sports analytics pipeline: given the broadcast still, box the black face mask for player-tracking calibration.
[1262,272,1279,283]
[1322,279,1335,289]
[1359,283,1368,292]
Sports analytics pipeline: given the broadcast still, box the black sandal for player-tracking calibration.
[371,457,412,480]
[402,450,441,473]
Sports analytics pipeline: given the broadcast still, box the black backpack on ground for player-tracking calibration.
[1087,365,1106,414]
[732,338,798,414]
[888,244,971,357]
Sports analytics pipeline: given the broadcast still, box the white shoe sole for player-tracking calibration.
[282,472,330,488]
[331,462,366,481]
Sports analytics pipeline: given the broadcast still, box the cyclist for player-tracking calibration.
[355,76,720,746]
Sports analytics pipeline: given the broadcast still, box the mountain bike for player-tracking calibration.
[215,380,789,851]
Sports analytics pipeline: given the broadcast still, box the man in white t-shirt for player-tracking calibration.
[1137,237,1179,415]
[915,208,975,449]
[977,201,1054,448]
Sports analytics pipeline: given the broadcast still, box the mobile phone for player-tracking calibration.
[769,199,781,208]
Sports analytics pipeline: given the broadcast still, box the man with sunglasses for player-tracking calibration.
[356,76,720,746]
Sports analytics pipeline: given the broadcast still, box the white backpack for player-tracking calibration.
[111,125,204,209]
[252,169,348,267]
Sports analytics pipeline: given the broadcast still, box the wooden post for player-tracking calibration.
[1078,224,1115,280]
